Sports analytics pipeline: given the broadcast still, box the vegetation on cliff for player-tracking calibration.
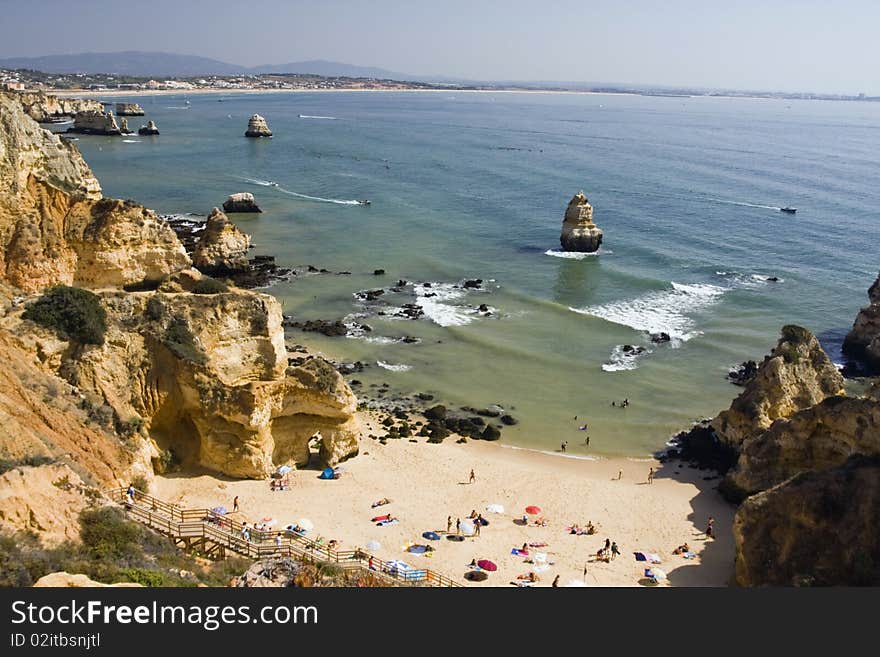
[22,285,107,345]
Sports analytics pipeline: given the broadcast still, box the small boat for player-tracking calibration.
[359,199,371,206]
[268,181,279,187]
[780,206,797,214]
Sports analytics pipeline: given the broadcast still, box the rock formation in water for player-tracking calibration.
[222,192,262,213]
[245,114,272,137]
[733,455,880,586]
[119,117,133,135]
[711,325,845,449]
[1,92,188,291]
[138,120,160,135]
[560,191,603,252]
[66,109,125,136]
[192,208,251,273]
[115,102,145,116]
[842,272,880,372]
[12,90,103,122]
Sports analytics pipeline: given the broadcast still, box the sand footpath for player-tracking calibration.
[154,419,735,587]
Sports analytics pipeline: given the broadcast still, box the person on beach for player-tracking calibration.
[583,436,590,446]
[233,495,239,512]
[647,467,655,484]
[605,538,611,553]
[623,398,629,407]
[469,469,475,484]
[447,515,452,533]
[474,521,481,537]
[552,575,560,587]
[469,509,478,519]
[673,542,690,555]
[617,470,623,480]
[456,518,461,534]
[274,533,282,547]
[611,541,620,560]
[368,556,374,570]
[127,483,135,499]
[561,441,568,453]
[706,517,715,539]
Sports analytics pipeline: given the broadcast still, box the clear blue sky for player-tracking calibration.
[1,0,878,93]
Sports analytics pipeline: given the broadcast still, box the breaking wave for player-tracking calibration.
[544,248,611,260]
[377,361,412,372]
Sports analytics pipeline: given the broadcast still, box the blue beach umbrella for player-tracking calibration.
[422,531,441,541]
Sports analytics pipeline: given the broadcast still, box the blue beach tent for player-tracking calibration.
[319,467,336,480]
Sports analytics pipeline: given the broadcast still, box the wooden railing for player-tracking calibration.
[107,488,461,587]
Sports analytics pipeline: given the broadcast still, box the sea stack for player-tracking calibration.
[193,208,252,273]
[138,120,160,135]
[119,117,133,135]
[115,102,145,116]
[66,109,123,136]
[560,191,603,253]
[222,192,262,213]
[245,114,272,137]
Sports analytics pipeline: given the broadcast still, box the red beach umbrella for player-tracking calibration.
[477,560,497,571]
[525,506,542,515]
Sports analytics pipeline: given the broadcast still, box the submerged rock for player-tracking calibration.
[223,192,262,213]
[560,191,603,253]
[245,113,272,137]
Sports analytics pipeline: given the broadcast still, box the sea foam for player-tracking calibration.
[414,283,477,327]
[377,361,412,372]
[544,248,611,260]
[572,282,726,342]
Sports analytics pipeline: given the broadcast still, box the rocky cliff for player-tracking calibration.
[12,91,103,123]
[842,272,880,372]
[115,103,145,116]
[560,191,603,252]
[673,318,879,586]
[0,90,361,490]
[712,325,845,449]
[0,92,190,292]
[193,208,251,273]
[733,455,880,586]
[67,109,124,136]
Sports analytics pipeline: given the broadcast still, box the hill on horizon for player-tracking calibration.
[0,51,418,80]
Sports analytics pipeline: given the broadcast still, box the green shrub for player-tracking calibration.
[0,455,56,475]
[192,278,229,295]
[22,286,107,345]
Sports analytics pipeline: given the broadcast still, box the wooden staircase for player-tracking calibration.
[107,488,460,587]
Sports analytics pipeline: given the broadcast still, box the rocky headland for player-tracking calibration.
[560,191,603,252]
[668,319,880,586]
[0,91,361,545]
[12,90,103,123]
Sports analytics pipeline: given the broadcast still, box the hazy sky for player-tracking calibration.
[1,0,878,93]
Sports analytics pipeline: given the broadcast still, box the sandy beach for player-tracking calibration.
[154,412,735,587]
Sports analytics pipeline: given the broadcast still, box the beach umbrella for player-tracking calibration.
[211,506,227,515]
[297,518,314,531]
[525,505,542,515]
[464,570,488,582]
[446,534,465,542]
[651,568,667,581]
[460,521,476,536]
[408,545,428,554]
[366,540,382,551]
[486,504,505,514]
[477,559,497,571]
[422,531,441,541]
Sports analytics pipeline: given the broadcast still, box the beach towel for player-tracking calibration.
[682,551,696,560]
[371,514,391,522]
[511,548,529,556]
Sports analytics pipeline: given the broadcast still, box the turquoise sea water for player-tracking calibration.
[67,91,879,457]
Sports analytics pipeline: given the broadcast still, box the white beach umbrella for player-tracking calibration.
[366,540,382,551]
[460,520,476,536]
[485,504,505,514]
[297,518,314,531]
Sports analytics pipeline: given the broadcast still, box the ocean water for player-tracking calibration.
[67,91,880,457]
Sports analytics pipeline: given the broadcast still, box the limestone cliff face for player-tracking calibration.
[13,289,360,478]
[192,208,251,273]
[67,110,123,136]
[560,191,603,252]
[726,395,880,497]
[843,272,880,371]
[12,91,103,123]
[0,92,190,292]
[733,456,880,586]
[712,325,845,449]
